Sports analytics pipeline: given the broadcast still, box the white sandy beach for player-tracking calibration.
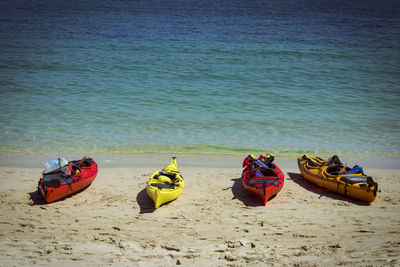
[0,156,399,266]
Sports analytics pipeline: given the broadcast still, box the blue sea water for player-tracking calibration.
[0,0,399,158]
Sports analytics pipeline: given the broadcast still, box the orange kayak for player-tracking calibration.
[38,157,98,203]
[297,154,378,203]
[241,154,284,206]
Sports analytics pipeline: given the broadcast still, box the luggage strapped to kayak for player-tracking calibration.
[41,162,75,189]
[337,176,378,197]
[303,154,343,167]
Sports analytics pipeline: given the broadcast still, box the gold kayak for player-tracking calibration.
[146,157,184,208]
[297,154,378,203]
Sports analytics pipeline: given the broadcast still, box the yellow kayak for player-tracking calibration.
[146,157,184,208]
[297,154,378,203]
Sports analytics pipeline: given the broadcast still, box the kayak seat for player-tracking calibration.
[247,178,279,186]
[72,158,93,168]
[71,165,81,175]
[150,183,176,189]
[259,167,278,177]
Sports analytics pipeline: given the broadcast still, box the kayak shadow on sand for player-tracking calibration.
[28,189,47,205]
[230,178,274,207]
[136,188,156,214]
[28,184,93,205]
[287,172,370,206]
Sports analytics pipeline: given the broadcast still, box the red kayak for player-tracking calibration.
[38,156,98,203]
[241,154,284,206]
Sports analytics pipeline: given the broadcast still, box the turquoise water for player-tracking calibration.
[1,0,399,159]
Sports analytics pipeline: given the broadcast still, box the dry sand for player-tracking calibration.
[0,157,399,266]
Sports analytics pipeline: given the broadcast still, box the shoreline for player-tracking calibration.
[0,151,399,169]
